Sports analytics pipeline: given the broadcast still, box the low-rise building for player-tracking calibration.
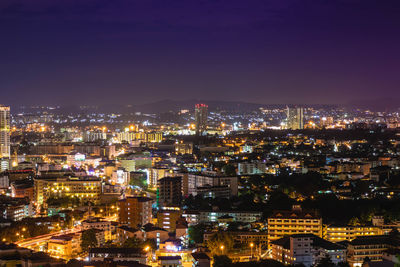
[183,210,262,225]
[347,235,400,267]
[204,231,268,246]
[191,252,210,267]
[157,207,182,232]
[34,176,102,206]
[267,205,323,247]
[271,234,346,267]
[157,256,181,267]
[47,233,81,260]
[325,225,382,242]
[81,218,113,241]
[88,248,147,265]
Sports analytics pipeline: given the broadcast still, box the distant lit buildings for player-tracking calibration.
[238,162,267,175]
[286,107,304,130]
[195,104,208,135]
[118,152,152,173]
[174,142,193,154]
[145,131,163,143]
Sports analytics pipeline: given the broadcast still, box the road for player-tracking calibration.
[15,228,81,250]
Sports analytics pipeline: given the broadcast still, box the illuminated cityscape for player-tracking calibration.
[2,1,400,267]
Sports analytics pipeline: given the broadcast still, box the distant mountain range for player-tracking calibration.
[12,98,399,114]
[346,98,400,111]
[133,99,337,113]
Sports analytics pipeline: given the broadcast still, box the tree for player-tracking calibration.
[80,229,98,252]
[207,231,234,255]
[188,223,207,245]
[389,228,400,237]
[348,217,360,226]
[123,237,142,248]
[223,164,237,176]
[213,255,232,267]
[338,262,350,267]
[315,255,335,267]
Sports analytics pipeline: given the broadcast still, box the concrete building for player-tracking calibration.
[88,248,147,265]
[81,218,113,241]
[186,173,238,197]
[271,234,346,267]
[238,162,267,175]
[157,207,182,232]
[118,196,153,228]
[267,206,323,247]
[191,252,210,267]
[195,104,208,136]
[157,177,182,207]
[34,176,102,206]
[118,152,152,173]
[183,210,262,225]
[47,233,81,260]
[204,231,268,246]
[0,105,10,160]
[347,235,400,267]
[286,107,304,130]
[325,225,382,242]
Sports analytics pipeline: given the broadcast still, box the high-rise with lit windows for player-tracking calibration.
[0,105,10,159]
[286,106,304,130]
[195,104,208,135]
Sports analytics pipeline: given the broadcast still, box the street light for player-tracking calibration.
[220,245,224,254]
[250,242,254,258]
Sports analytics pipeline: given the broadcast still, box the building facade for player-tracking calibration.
[118,196,153,228]
[34,176,102,206]
[0,105,10,160]
[267,206,323,247]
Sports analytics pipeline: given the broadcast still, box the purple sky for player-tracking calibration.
[1,0,400,106]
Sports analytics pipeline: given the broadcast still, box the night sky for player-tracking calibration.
[1,0,400,106]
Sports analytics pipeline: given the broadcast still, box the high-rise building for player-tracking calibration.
[157,176,182,207]
[195,104,208,135]
[286,107,304,130]
[118,196,153,228]
[0,105,10,160]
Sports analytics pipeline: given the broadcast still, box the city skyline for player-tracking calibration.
[2,0,400,106]
[1,1,400,266]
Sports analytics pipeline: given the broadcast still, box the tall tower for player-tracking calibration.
[286,107,304,130]
[195,104,208,135]
[0,105,10,159]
